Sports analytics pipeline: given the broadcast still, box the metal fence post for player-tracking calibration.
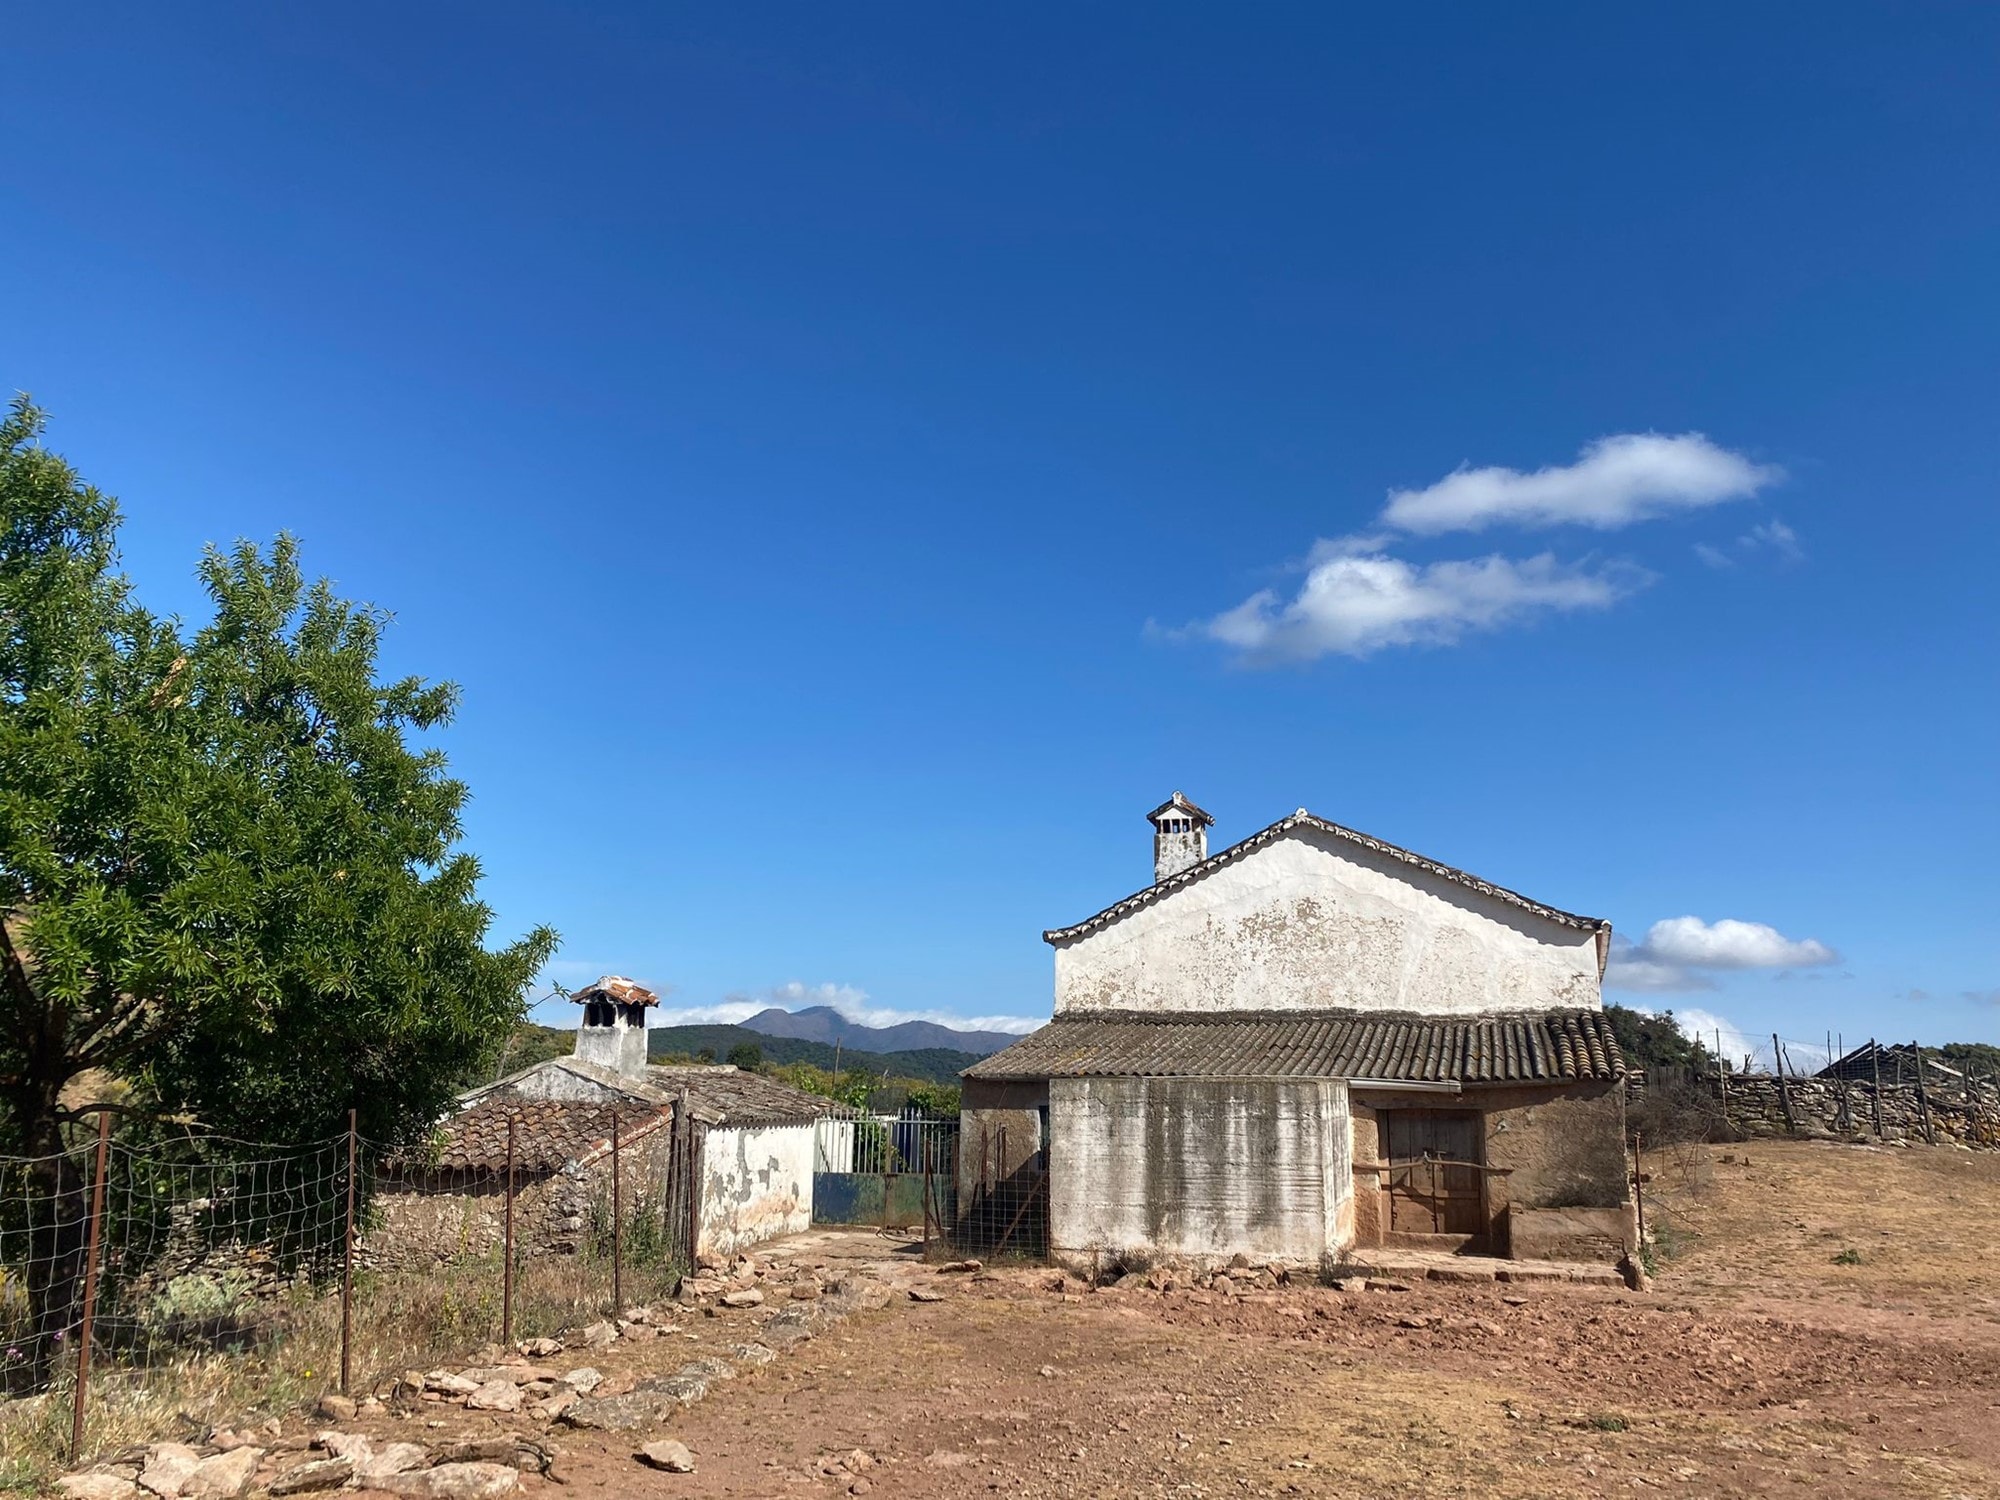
[502,1117,516,1347]
[69,1109,111,1463]
[341,1108,357,1394]
[611,1115,623,1313]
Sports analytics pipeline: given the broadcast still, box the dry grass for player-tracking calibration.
[1237,1364,1993,1500]
[0,1250,677,1493]
[1646,1139,2000,1318]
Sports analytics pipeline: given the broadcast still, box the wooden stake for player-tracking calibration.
[1773,1034,1796,1132]
[341,1109,357,1395]
[1913,1040,1936,1145]
[611,1115,623,1314]
[502,1117,516,1347]
[1631,1131,1647,1244]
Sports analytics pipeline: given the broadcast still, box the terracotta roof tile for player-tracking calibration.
[649,1067,839,1127]
[427,1096,668,1173]
[962,1009,1625,1085]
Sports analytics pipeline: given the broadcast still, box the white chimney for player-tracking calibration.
[572,975,657,1077]
[1146,791,1214,884]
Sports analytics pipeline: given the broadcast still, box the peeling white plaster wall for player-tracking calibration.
[1049,1077,1352,1268]
[698,1122,816,1260]
[1054,826,1601,1017]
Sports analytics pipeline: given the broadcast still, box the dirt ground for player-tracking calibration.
[358,1141,2000,1499]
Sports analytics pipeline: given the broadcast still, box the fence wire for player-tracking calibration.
[0,1109,696,1472]
[944,1120,1047,1260]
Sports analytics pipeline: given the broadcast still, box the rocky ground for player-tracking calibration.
[58,1141,2000,1500]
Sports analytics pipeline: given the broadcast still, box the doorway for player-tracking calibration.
[1384,1109,1486,1238]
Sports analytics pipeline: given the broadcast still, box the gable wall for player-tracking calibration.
[1053,827,1601,1017]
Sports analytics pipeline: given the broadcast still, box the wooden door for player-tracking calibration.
[1385,1110,1485,1236]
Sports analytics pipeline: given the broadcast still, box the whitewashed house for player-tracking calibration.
[963,795,1633,1272]
[387,977,830,1264]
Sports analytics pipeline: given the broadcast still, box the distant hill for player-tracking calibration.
[735,1004,1028,1057]
[645,1024,980,1085]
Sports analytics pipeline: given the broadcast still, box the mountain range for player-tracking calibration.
[734,1004,1030,1057]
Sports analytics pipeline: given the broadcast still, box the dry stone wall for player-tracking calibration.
[1634,1072,2000,1150]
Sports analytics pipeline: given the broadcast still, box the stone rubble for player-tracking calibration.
[636,1439,696,1473]
[55,1246,916,1499]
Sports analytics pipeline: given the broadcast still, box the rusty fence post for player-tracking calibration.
[611,1115,623,1314]
[341,1108,357,1395]
[69,1109,111,1463]
[502,1116,516,1347]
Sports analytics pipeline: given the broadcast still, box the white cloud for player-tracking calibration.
[1198,541,1638,662]
[1605,916,1840,993]
[1382,433,1781,535]
[1174,431,1781,664]
[1663,1006,1762,1070]
[1639,917,1838,970]
[1603,939,1717,993]
[529,973,1046,1036]
[1697,517,1802,569]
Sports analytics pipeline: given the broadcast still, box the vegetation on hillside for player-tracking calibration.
[647,1022,975,1086]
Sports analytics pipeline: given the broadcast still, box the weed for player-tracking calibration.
[1832,1247,1864,1266]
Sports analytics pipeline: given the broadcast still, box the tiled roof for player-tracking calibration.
[1147,791,1214,827]
[574,975,660,1007]
[962,1009,1625,1085]
[1044,811,1609,943]
[650,1066,840,1127]
[427,1096,669,1173]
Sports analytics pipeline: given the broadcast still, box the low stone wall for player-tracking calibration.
[1633,1072,2000,1149]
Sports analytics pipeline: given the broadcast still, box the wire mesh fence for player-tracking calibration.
[942,1119,1047,1261]
[0,1106,697,1476]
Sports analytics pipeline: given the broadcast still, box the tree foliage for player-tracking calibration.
[1603,1003,1715,1077]
[0,397,555,1156]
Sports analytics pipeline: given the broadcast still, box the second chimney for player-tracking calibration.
[572,975,658,1077]
[1147,791,1214,884]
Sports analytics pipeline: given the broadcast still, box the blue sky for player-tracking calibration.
[4,5,1995,1062]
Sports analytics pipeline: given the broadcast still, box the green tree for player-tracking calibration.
[1604,1003,1715,1076]
[725,1041,763,1070]
[0,397,554,1151]
[0,399,553,1378]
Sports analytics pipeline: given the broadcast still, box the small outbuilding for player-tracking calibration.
[373,977,832,1266]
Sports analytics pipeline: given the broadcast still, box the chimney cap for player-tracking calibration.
[1146,791,1214,828]
[572,975,660,1007]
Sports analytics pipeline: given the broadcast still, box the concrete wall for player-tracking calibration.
[697,1122,815,1261]
[1053,825,1601,1017]
[1049,1077,1352,1270]
[573,1016,648,1077]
